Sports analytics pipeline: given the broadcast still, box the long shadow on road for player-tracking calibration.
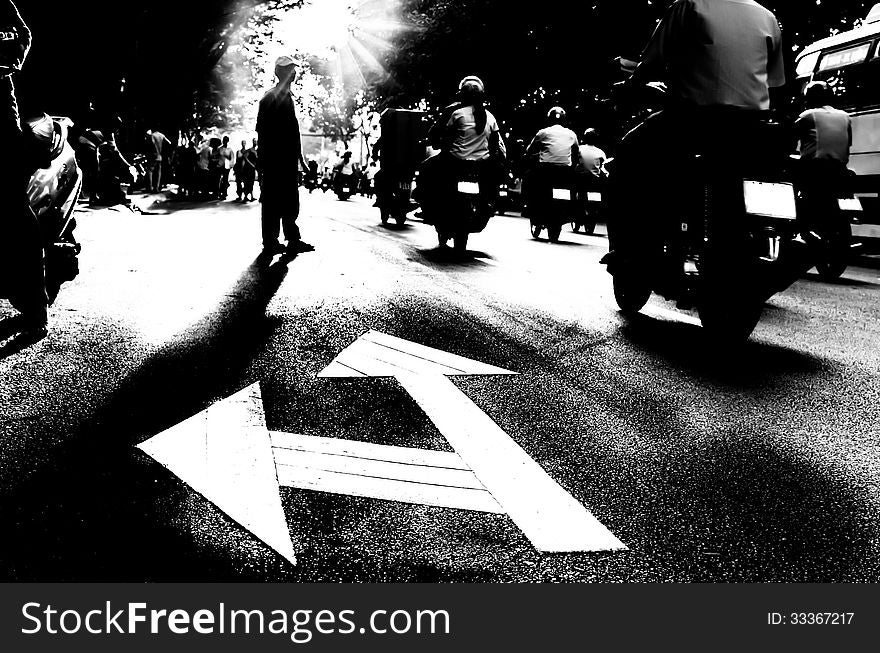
[0,257,292,580]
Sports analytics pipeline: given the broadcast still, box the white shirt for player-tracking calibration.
[578,145,608,177]
[639,0,786,110]
[796,106,851,164]
[527,125,579,166]
[445,105,503,161]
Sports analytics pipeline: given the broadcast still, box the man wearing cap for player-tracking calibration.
[0,0,49,341]
[256,55,312,256]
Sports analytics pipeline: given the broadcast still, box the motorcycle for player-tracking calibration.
[1,114,83,309]
[601,82,813,341]
[525,165,577,243]
[333,172,356,201]
[375,168,417,226]
[416,156,494,252]
[572,174,606,235]
[795,160,862,281]
[496,173,522,216]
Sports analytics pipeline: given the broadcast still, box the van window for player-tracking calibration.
[818,42,873,73]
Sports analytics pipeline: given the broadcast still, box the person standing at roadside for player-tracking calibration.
[145,128,171,193]
[256,55,311,256]
[0,0,49,340]
[218,135,235,199]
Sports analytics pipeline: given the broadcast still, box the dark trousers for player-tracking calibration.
[146,159,162,192]
[260,171,301,246]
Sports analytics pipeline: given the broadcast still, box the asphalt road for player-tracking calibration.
[1,189,879,582]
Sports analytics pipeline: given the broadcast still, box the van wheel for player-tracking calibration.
[613,273,651,314]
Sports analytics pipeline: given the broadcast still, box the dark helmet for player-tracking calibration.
[547,106,566,124]
[458,76,485,103]
[582,128,599,145]
[804,81,835,109]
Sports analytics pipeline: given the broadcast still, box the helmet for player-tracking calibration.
[582,128,599,144]
[458,76,485,94]
[547,106,566,123]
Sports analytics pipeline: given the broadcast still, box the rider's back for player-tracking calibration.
[643,0,785,110]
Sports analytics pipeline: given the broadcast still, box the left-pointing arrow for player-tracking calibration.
[137,384,297,566]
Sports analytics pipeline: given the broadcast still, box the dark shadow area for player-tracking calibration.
[616,310,833,385]
[801,272,875,287]
[656,438,876,581]
[379,223,414,232]
[0,257,293,580]
[416,247,494,267]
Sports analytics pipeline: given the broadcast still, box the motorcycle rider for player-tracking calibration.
[421,76,507,224]
[332,151,355,197]
[577,128,607,180]
[1,0,48,340]
[795,81,851,190]
[608,0,787,262]
[523,106,579,218]
[794,81,853,239]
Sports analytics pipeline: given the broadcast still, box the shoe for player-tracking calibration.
[287,240,315,253]
[18,318,48,344]
[260,242,286,257]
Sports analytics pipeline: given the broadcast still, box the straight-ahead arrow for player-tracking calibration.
[318,331,625,554]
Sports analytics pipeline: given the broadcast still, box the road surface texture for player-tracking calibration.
[1,190,879,582]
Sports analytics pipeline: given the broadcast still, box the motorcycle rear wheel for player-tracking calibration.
[453,232,469,252]
[613,272,651,314]
[380,209,390,225]
[531,225,542,240]
[547,225,562,243]
[571,222,581,233]
[698,296,762,342]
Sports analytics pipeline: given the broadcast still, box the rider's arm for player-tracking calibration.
[631,0,689,85]
[525,132,542,158]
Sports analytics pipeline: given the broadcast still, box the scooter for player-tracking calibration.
[525,165,577,243]
[572,174,606,235]
[416,157,493,252]
[1,114,83,308]
[375,168,416,226]
[601,83,813,341]
[333,172,356,201]
[795,162,862,282]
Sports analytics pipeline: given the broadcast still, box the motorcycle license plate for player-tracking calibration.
[552,189,571,201]
[343,187,351,193]
[587,192,602,202]
[458,181,480,195]
[839,198,863,212]
[499,190,508,197]
[743,181,797,220]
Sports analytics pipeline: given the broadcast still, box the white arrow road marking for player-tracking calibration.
[137,384,297,566]
[319,331,626,554]
[138,331,625,564]
[270,432,503,514]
